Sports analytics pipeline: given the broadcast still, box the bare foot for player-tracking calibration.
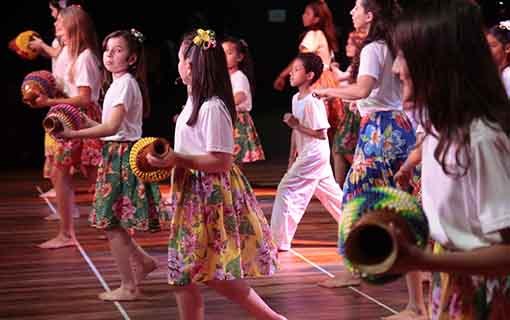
[318,273,361,288]
[38,236,76,249]
[99,287,140,301]
[382,309,429,320]
[133,257,158,285]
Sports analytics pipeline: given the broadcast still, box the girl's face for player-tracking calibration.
[392,51,415,107]
[345,38,357,58]
[302,6,318,28]
[103,36,135,77]
[486,33,510,69]
[222,41,241,71]
[289,58,309,87]
[350,0,372,31]
[49,4,59,19]
[54,14,67,43]
[178,43,192,85]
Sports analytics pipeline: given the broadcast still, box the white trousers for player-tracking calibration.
[270,167,343,250]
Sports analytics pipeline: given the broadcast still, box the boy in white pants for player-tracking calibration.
[271,52,343,251]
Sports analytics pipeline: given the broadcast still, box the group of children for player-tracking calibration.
[23,0,510,319]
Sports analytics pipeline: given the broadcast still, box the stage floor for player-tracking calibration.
[0,163,412,320]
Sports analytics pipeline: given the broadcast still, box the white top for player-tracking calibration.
[58,47,102,104]
[300,30,332,68]
[356,41,402,117]
[501,66,510,98]
[174,96,234,155]
[292,93,330,154]
[101,73,143,141]
[421,119,510,251]
[230,70,252,112]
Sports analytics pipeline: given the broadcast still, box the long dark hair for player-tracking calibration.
[393,0,510,176]
[102,30,151,118]
[301,0,339,53]
[181,31,236,126]
[360,0,401,56]
[222,36,256,95]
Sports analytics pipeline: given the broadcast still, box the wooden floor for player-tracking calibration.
[0,162,411,320]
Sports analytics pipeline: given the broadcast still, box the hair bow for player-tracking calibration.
[130,28,145,43]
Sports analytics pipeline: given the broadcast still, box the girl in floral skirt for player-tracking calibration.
[390,1,510,319]
[147,29,284,320]
[222,36,265,164]
[59,29,163,301]
[30,5,103,249]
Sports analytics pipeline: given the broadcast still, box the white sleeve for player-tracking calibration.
[108,78,134,112]
[358,43,383,81]
[231,73,251,112]
[501,68,510,98]
[74,50,100,89]
[199,100,234,154]
[473,134,510,234]
[303,98,330,131]
[300,31,319,52]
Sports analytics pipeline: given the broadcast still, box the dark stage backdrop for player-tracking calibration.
[4,0,508,170]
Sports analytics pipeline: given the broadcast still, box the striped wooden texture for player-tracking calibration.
[0,165,412,320]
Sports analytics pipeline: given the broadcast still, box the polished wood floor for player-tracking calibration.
[0,162,411,320]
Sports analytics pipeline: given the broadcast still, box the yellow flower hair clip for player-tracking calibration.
[193,29,217,50]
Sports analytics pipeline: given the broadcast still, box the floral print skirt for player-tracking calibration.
[166,165,278,286]
[89,141,163,231]
[332,102,361,160]
[430,244,510,320]
[52,103,103,170]
[342,110,416,205]
[234,112,265,163]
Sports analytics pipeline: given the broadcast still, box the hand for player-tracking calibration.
[146,150,176,169]
[288,154,296,170]
[28,36,44,51]
[394,165,412,189]
[273,76,286,91]
[80,113,95,128]
[54,127,75,139]
[312,88,331,99]
[32,94,51,108]
[385,223,426,274]
[283,113,299,128]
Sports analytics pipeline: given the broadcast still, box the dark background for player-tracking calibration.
[4,0,509,170]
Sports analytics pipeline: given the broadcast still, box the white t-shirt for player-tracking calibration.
[421,120,510,251]
[300,30,332,68]
[356,41,402,117]
[501,66,510,98]
[292,92,330,155]
[174,97,234,155]
[230,70,252,112]
[58,47,102,104]
[101,73,143,141]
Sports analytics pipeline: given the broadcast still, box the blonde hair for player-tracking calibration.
[59,5,100,83]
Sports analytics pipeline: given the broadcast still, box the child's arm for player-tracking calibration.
[233,91,248,111]
[29,37,61,58]
[29,87,94,110]
[393,228,510,276]
[288,130,297,169]
[395,143,422,188]
[283,113,327,140]
[313,75,376,101]
[59,104,125,139]
[274,62,292,91]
